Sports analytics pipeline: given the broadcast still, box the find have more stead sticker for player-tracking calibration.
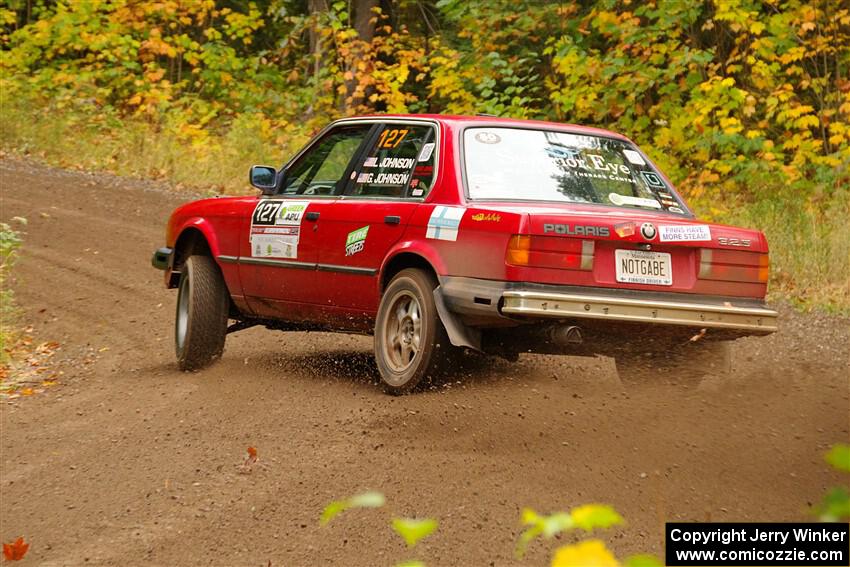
[658,224,712,242]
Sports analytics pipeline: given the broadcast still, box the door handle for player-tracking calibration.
[384,215,401,225]
[305,211,320,221]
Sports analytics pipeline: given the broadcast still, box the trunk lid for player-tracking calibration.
[485,202,769,298]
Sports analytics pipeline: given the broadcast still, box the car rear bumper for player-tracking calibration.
[501,290,777,333]
[438,276,778,335]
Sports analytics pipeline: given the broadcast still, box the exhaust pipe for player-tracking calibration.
[549,325,583,346]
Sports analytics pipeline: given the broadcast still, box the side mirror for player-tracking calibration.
[249,165,277,193]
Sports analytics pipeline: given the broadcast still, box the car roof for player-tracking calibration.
[340,113,632,142]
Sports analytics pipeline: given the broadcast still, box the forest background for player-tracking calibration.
[1,0,848,311]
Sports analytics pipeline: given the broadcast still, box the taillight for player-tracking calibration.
[699,249,769,283]
[506,235,595,271]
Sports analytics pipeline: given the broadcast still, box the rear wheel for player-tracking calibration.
[175,255,229,371]
[374,269,452,395]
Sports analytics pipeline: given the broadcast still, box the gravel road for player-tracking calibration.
[1,157,848,566]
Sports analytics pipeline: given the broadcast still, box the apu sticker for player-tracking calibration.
[658,224,712,242]
[426,206,465,241]
[249,200,309,258]
[345,225,369,256]
[418,142,435,162]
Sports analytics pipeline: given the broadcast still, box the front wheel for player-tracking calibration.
[374,269,452,395]
[175,255,229,371]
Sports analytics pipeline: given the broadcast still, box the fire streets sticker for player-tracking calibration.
[345,225,369,256]
[250,200,309,258]
[659,224,712,242]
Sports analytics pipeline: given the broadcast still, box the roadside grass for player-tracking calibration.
[1,97,848,314]
[699,188,850,315]
[0,91,312,195]
[0,219,24,367]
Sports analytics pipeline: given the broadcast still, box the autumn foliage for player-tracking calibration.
[2,0,848,194]
[2,537,29,561]
[0,1,848,306]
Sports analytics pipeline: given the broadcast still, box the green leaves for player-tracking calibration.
[321,492,437,567]
[814,444,850,521]
[623,554,666,567]
[570,504,623,531]
[814,487,850,522]
[825,444,850,473]
[516,504,624,558]
[320,491,385,525]
[392,518,438,548]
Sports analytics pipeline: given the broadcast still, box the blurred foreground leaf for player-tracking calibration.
[392,517,438,547]
[320,491,385,525]
[825,444,850,473]
[551,539,619,567]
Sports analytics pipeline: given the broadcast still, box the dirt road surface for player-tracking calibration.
[1,157,848,566]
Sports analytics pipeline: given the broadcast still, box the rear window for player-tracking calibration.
[463,127,687,214]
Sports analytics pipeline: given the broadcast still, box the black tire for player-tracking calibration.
[614,340,732,387]
[175,255,229,371]
[374,268,452,395]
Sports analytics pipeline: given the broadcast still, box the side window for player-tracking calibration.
[282,125,372,196]
[350,123,436,198]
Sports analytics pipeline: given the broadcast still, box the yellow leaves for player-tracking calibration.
[720,116,743,135]
[795,115,819,130]
[145,68,165,82]
[779,47,806,65]
[552,539,620,567]
[592,10,620,32]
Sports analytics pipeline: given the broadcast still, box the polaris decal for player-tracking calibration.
[543,224,610,238]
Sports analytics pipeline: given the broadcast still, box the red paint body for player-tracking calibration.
[163,115,770,332]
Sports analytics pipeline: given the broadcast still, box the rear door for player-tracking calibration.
[239,123,375,319]
[315,120,440,316]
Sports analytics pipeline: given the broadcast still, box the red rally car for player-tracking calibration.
[152,115,778,394]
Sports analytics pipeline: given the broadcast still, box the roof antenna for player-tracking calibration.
[476,113,498,117]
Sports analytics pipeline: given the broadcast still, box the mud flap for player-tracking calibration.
[433,286,482,351]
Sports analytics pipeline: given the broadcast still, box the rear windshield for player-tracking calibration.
[463,127,687,214]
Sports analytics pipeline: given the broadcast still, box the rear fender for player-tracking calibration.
[380,241,482,350]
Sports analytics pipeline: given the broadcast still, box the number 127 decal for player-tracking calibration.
[377,128,409,149]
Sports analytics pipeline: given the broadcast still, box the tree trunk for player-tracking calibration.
[354,0,379,44]
[344,0,380,112]
[308,0,328,116]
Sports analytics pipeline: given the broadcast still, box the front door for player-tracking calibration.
[239,123,375,320]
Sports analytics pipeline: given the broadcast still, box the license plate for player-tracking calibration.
[615,249,672,286]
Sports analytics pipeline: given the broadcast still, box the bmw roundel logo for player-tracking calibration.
[640,222,657,240]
